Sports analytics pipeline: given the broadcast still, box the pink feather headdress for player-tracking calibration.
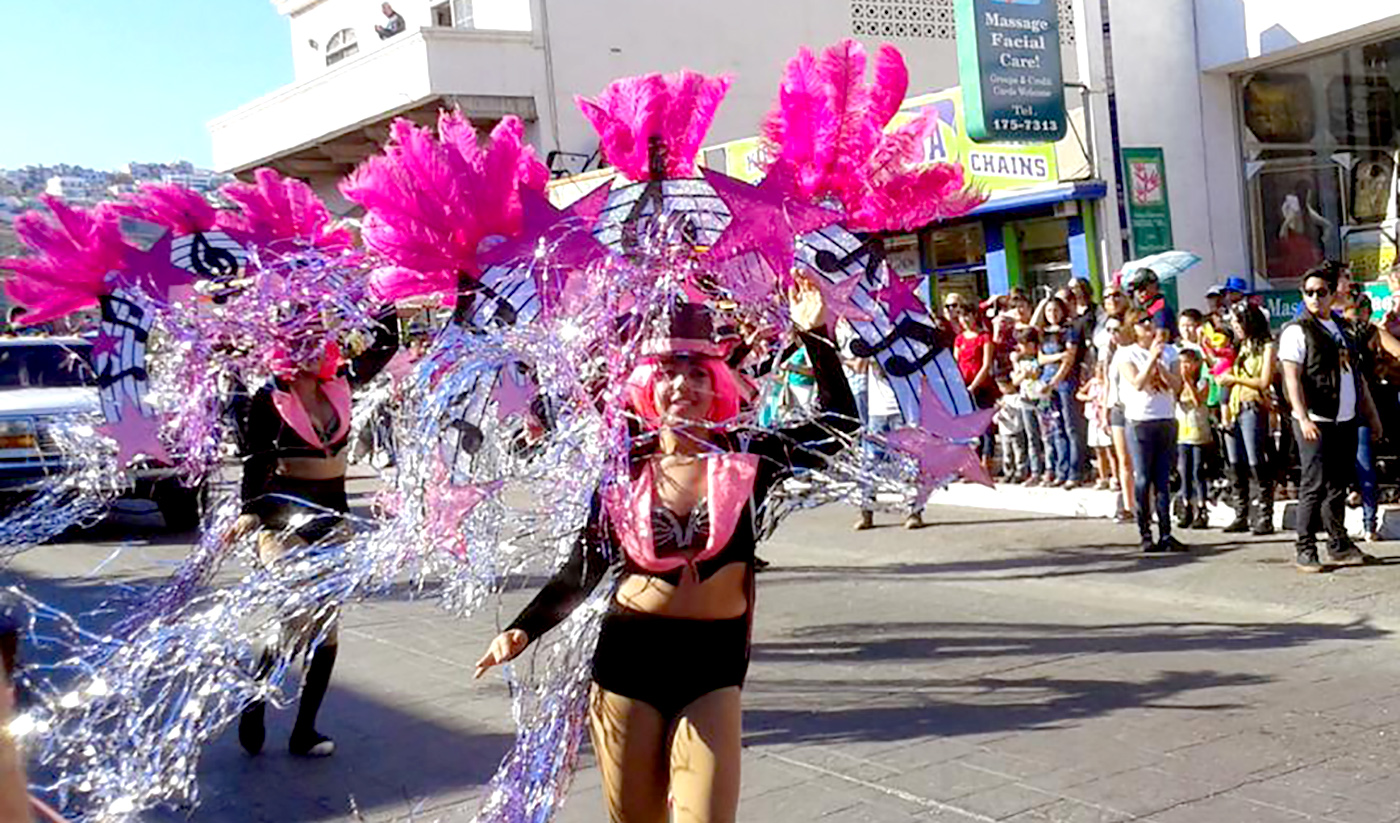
[217,168,353,250]
[107,183,219,236]
[761,40,984,231]
[0,196,127,324]
[340,111,549,300]
[577,70,732,181]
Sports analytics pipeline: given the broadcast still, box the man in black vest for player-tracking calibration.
[1280,263,1379,571]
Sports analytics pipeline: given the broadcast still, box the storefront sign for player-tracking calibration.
[954,0,1067,143]
[709,87,1059,192]
[1122,147,1174,256]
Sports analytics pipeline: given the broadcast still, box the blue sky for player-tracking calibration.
[1,0,291,171]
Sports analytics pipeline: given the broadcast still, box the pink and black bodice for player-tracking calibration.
[506,329,858,641]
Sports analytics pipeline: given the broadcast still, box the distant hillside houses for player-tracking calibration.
[0,160,231,210]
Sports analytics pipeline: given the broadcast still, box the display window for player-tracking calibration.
[1239,38,1400,284]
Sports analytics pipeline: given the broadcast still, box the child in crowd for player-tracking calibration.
[995,375,1027,482]
[1078,371,1115,490]
[1176,347,1213,529]
[1011,327,1048,486]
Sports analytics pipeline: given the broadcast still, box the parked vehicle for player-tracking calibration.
[0,337,203,530]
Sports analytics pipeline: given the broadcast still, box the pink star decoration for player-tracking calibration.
[702,166,843,284]
[885,383,995,504]
[493,364,537,422]
[807,273,873,322]
[110,231,195,305]
[424,458,502,559]
[96,399,171,467]
[873,270,927,321]
[477,185,613,313]
[90,331,120,359]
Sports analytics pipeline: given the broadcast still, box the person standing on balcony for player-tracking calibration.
[375,3,405,39]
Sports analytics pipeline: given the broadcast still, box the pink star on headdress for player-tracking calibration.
[807,273,873,322]
[477,185,613,312]
[110,232,194,305]
[96,399,171,467]
[90,331,120,359]
[885,383,995,504]
[702,166,842,284]
[493,364,537,422]
[874,271,926,321]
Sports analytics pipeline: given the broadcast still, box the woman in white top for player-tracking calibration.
[1113,308,1185,553]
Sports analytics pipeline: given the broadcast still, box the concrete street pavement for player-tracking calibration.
[7,477,1400,822]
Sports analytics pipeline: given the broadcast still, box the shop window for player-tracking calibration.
[928,224,987,301]
[1018,218,1071,299]
[1238,35,1400,283]
[325,28,359,66]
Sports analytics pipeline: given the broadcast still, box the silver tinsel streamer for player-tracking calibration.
[0,415,124,557]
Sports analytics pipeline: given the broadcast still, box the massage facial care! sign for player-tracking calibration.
[955,0,1067,143]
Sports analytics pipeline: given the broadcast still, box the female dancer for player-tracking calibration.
[230,320,397,758]
[475,286,856,823]
[1217,303,1277,535]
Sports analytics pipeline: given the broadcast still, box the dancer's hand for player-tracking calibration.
[226,514,261,544]
[789,275,829,332]
[1297,417,1320,442]
[474,629,528,679]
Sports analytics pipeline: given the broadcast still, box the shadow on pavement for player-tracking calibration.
[743,618,1386,747]
[742,668,1267,748]
[142,683,511,823]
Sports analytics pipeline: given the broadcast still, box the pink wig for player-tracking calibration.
[626,355,742,425]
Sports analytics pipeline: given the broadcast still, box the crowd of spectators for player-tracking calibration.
[916,261,1400,566]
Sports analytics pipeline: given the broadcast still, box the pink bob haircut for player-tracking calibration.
[625,354,743,425]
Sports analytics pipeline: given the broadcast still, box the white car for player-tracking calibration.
[0,336,203,529]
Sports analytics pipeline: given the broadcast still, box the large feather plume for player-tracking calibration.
[577,70,732,180]
[0,196,127,324]
[761,40,984,231]
[108,183,219,235]
[217,167,352,249]
[340,111,548,298]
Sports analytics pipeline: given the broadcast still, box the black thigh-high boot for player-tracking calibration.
[290,643,337,757]
[1223,462,1251,533]
[238,648,275,756]
[1252,463,1276,535]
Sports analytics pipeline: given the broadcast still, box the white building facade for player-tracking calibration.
[209,0,1400,308]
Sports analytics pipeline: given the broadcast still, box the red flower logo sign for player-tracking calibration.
[1131,161,1165,206]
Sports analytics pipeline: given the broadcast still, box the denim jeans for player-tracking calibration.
[1357,424,1378,532]
[1224,404,1270,469]
[1054,378,1086,482]
[1019,405,1044,477]
[1293,419,1357,553]
[1127,419,1176,540]
[1177,443,1208,506]
[1038,404,1068,482]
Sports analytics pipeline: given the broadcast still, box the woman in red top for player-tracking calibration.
[954,306,997,469]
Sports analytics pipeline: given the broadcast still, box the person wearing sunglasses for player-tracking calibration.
[1113,309,1186,553]
[1279,263,1383,571]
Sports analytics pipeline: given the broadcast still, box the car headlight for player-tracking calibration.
[0,419,36,450]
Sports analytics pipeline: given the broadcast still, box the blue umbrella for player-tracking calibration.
[1121,250,1201,281]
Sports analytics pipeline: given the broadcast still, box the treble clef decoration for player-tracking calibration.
[189,232,243,303]
[188,232,240,279]
[850,318,954,378]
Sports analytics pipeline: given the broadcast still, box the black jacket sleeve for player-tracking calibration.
[747,327,861,472]
[347,309,401,389]
[238,388,280,514]
[505,497,613,642]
